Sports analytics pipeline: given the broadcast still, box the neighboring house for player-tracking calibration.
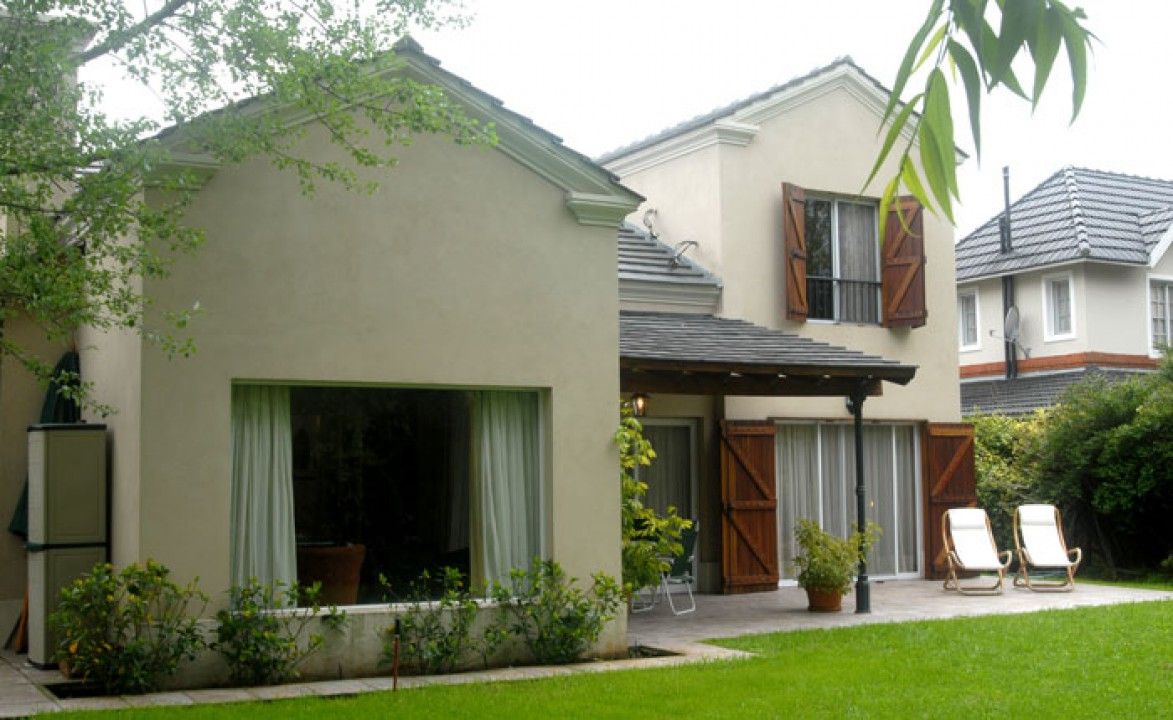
[602,58,968,591]
[955,167,1173,415]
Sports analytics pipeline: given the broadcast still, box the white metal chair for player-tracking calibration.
[942,508,1013,595]
[631,522,698,615]
[1013,504,1081,592]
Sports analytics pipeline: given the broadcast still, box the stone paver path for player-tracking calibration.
[1,580,1167,716]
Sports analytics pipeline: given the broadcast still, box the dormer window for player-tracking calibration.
[804,197,880,324]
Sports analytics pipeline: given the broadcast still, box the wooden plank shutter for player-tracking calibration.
[922,422,978,580]
[782,182,808,321]
[719,421,779,593]
[882,196,927,328]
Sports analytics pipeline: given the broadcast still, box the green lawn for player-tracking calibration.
[67,601,1171,719]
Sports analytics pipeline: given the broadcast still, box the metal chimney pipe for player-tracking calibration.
[999,166,1012,254]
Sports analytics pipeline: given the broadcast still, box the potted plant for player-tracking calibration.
[792,519,879,612]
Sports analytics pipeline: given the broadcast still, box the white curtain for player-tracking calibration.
[895,426,919,573]
[862,426,896,576]
[230,385,297,591]
[470,391,541,587]
[777,425,820,579]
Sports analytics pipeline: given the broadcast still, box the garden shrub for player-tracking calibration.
[379,567,498,675]
[970,411,1045,552]
[213,580,346,686]
[489,558,622,665]
[615,404,691,593]
[51,560,207,695]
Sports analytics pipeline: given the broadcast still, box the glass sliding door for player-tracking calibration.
[639,421,697,522]
[775,422,920,580]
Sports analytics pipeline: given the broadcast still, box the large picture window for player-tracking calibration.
[230,385,544,604]
[776,423,919,579]
[804,198,881,324]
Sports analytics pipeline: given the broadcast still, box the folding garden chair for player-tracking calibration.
[1013,504,1081,592]
[630,522,698,615]
[941,508,1013,595]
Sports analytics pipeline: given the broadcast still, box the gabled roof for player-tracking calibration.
[617,223,721,288]
[597,57,963,171]
[956,167,1173,282]
[155,38,642,227]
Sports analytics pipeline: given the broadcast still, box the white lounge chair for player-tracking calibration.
[1013,504,1081,592]
[942,508,1013,595]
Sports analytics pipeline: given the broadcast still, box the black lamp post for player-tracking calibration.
[846,383,870,614]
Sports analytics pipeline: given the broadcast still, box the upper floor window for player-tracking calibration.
[804,197,880,324]
[1151,279,1173,352]
[1043,272,1075,341]
[957,290,979,351]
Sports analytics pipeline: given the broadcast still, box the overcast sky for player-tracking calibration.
[406,0,1173,236]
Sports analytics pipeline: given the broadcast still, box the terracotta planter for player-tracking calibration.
[296,543,366,605]
[804,587,844,612]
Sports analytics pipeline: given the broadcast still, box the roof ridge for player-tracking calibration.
[1061,167,1092,255]
[1067,166,1173,187]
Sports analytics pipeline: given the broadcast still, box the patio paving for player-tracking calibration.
[627,578,1172,652]
[0,579,1166,717]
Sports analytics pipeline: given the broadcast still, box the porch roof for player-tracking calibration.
[619,311,917,397]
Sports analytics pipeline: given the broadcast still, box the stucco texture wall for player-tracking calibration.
[91,125,623,652]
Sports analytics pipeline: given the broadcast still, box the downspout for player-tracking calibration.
[999,167,1018,380]
[847,383,869,614]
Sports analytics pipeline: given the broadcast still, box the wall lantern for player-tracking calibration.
[631,393,650,417]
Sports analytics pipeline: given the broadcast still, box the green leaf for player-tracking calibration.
[882,0,946,124]
[917,120,954,223]
[992,0,1035,83]
[947,39,983,158]
[1029,6,1064,108]
[900,155,931,211]
[865,92,923,189]
[1059,6,1091,120]
[914,23,950,73]
[949,0,988,79]
[924,69,957,198]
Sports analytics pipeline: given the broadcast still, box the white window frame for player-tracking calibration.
[804,196,882,325]
[1041,271,1076,342]
[957,288,980,352]
[1147,275,1173,357]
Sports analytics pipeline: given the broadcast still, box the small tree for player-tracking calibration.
[970,411,1045,552]
[614,403,691,594]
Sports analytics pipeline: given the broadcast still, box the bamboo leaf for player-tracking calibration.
[947,39,983,158]
[1059,6,1091,120]
[992,0,1034,83]
[878,174,901,249]
[865,92,923,189]
[1030,6,1064,108]
[924,69,957,199]
[949,0,989,80]
[900,156,931,210]
[914,23,950,73]
[882,0,946,124]
[917,120,954,223]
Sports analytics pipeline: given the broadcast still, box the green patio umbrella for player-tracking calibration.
[6,351,81,539]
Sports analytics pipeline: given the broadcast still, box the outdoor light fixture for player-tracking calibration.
[631,393,649,417]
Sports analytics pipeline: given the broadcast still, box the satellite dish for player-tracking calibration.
[1004,305,1021,342]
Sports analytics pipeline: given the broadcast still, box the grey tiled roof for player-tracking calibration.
[617,223,721,287]
[956,167,1173,281]
[961,367,1147,416]
[598,58,939,164]
[619,311,916,382]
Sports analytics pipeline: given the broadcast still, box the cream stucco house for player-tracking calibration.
[957,167,1173,415]
[602,59,970,590]
[3,48,975,673]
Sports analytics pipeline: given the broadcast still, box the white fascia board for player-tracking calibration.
[1148,222,1173,268]
[958,256,1147,283]
[603,119,759,177]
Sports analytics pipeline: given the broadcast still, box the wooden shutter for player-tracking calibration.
[782,182,808,321]
[882,196,927,328]
[719,421,779,593]
[922,423,978,580]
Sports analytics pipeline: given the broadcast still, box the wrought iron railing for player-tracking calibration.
[807,277,881,324]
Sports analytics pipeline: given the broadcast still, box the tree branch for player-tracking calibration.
[74,0,194,65]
